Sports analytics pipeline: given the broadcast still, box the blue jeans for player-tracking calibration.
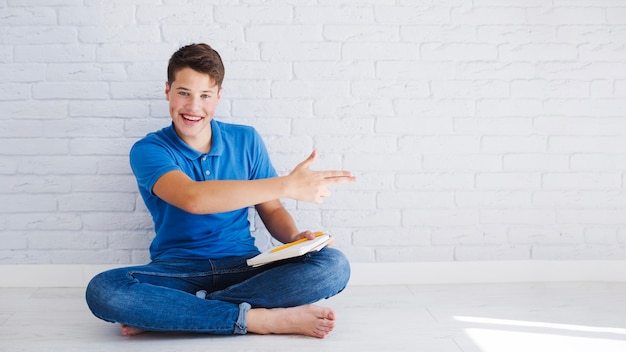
[85,247,350,335]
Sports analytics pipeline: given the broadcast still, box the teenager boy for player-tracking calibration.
[85,43,356,339]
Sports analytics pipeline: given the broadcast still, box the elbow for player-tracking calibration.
[174,192,206,215]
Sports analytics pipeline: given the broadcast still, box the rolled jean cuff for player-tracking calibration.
[234,302,251,335]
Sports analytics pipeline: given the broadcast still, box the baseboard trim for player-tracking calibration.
[1,261,625,287]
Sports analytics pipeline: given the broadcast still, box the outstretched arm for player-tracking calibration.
[152,151,356,215]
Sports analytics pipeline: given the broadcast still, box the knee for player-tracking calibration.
[85,270,126,321]
[317,248,351,291]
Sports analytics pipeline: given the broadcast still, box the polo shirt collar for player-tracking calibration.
[164,119,224,160]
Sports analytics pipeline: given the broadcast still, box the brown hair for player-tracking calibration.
[167,43,225,87]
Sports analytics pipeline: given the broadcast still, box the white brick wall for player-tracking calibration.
[1,0,626,264]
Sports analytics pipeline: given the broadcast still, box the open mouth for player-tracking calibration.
[181,114,203,123]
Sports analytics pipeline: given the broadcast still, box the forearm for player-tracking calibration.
[184,178,290,214]
[256,203,300,244]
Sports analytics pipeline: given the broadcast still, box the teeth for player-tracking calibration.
[183,114,201,121]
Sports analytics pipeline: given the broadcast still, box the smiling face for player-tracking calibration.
[165,67,222,153]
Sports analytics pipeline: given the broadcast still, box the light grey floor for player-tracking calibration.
[1,282,625,352]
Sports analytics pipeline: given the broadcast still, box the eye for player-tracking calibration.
[201,94,211,99]
[178,91,189,96]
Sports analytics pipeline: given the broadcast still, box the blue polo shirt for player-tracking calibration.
[129,119,278,260]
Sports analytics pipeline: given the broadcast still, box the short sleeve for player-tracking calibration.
[129,138,180,195]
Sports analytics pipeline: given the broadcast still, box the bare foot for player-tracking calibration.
[121,324,146,336]
[246,304,336,339]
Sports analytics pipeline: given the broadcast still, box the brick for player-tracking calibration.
[543,173,622,190]
[43,118,124,138]
[395,99,474,116]
[503,153,569,171]
[452,7,526,24]
[584,228,619,245]
[480,209,556,225]
[404,209,479,226]
[0,25,77,44]
[455,191,532,207]
[69,138,135,156]
[422,43,497,61]
[18,156,99,175]
[527,7,607,25]
[476,173,542,190]
[215,5,292,24]
[0,194,57,213]
[549,136,626,152]
[376,246,454,262]
[537,62,626,79]
[431,80,510,99]
[476,99,543,117]
[396,172,475,192]
[499,43,578,61]
[58,5,134,25]
[323,209,400,228]
[293,117,373,135]
[401,24,475,42]
[0,7,57,25]
[295,61,374,80]
[343,42,421,60]
[261,42,341,61]
[400,136,481,153]
[531,244,626,260]
[377,191,455,209]
[314,135,396,153]
[571,154,626,171]
[423,154,502,171]
[0,138,69,155]
[0,64,46,82]
[557,209,626,225]
[376,117,453,135]
[69,100,150,118]
[455,117,532,135]
[378,61,457,80]
[352,80,430,98]
[455,245,530,261]
[581,43,626,62]
[344,152,421,172]
[271,80,350,98]
[509,226,584,245]
[458,62,535,79]
[534,191,626,208]
[0,83,30,100]
[33,82,110,100]
[353,228,431,247]
[136,5,213,24]
[232,99,313,118]
[58,193,136,211]
[511,80,589,98]
[432,226,509,245]
[482,135,548,153]
[477,25,555,42]
[79,25,161,43]
[314,97,394,118]
[6,213,82,231]
[295,6,372,24]
[28,231,108,249]
[246,25,322,42]
[162,23,244,44]
[47,63,127,81]
[325,24,398,42]
[96,43,175,63]
[0,175,71,194]
[15,44,96,63]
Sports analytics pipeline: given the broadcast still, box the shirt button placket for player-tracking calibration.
[202,155,211,179]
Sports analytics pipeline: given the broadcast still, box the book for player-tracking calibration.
[247,232,332,267]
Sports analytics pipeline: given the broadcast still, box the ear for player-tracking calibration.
[217,86,223,100]
[165,82,171,101]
